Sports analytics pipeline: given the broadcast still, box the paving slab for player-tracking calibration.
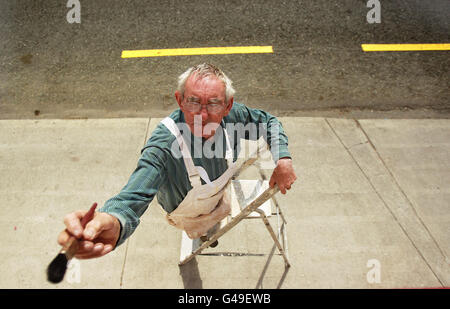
[0,117,448,288]
[278,118,442,288]
[0,119,149,288]
[121,117,445,288]
[358,119,450,285]
[327,118,450,286]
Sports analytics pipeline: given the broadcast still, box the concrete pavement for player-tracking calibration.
[0,116,449,288]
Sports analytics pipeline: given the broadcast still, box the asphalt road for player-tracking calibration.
[0,0,449,119]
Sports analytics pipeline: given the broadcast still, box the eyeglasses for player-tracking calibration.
[183,97,226,114]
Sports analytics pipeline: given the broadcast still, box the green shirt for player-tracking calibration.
[99,102,291,246]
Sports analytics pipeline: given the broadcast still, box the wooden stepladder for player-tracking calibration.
[178,139,290,267]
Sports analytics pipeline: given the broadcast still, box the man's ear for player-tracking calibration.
[175,91,183,109]
[224,96,233,116]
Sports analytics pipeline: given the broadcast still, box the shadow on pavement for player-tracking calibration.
[179,258,203,289]
[255,244,290,289]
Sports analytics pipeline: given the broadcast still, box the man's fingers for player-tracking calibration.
[75,243,113,259]
[57,229,71,246]
[269,174,276,188]
[75,242,103,258]
[82,213,114,241]
[83,219,104,241]
[57,236,113,259]
[79,240,94,252]
[63,210,87,238]
[269,174,296,194]
[58,211,119,260]
[270,158,298,195]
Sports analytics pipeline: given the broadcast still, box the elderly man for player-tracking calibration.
[58,63,297,259]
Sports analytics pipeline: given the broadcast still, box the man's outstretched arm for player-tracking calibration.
[57,146,167,259]
[98,146,167,246]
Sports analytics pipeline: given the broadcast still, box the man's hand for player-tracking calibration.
[269,157,297,194]
[58,211,121,259]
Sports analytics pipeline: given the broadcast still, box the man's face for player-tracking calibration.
[175,74,233,139]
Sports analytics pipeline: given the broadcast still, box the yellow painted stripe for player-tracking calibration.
[121,46,273,58]
[362,43,450,52]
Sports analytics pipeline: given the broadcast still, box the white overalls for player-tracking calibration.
[161,117,240,239]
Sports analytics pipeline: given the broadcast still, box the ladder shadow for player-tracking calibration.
[255,244,290,289]
[178,244,289,289]
[178,257,203,289]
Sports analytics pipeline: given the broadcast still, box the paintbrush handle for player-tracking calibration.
[61,202,97,258]
[62,236,80,259]
[80,202,97,228]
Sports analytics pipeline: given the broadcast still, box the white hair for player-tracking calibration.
[177,63,236,101]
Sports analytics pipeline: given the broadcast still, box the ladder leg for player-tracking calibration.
[179,186,279,266]
[254,209,290,267]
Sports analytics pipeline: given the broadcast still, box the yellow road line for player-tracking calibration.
[362,43,450,52]
[121,46,273,58]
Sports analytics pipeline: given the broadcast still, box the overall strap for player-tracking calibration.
[161,117,202,187]
[222,126,234,168]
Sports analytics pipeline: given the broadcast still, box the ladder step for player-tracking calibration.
[231,180,272,218]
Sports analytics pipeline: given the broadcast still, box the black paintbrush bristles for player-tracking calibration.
[47,203,96,283]
[47,253,69,283]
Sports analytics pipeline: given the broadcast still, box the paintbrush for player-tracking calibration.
[47,202,97,284]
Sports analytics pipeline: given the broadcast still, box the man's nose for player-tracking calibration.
[200,106,209,121]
